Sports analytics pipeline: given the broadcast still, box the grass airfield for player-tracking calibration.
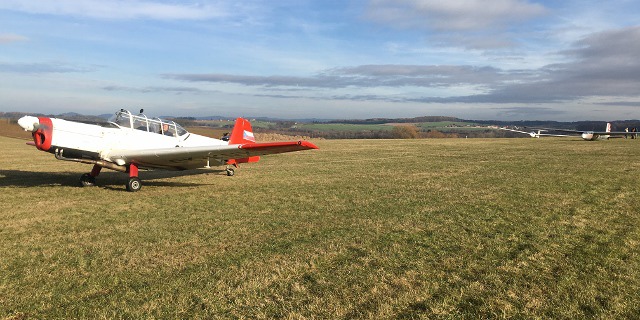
[1,135,640,318]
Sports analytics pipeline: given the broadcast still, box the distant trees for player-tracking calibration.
[391,126,420,139]
[329,115,463,125]
[424,130,446,138]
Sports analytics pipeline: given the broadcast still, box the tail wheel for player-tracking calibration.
[80,173,96,187]
[226,168,235,176]
[127,177,142,192]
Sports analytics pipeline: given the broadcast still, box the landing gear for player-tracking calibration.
[80,173,96,187]
[126,177,142,192]
[226,167,235,176]
[78,163,143,192]
[126,163,141,192]
[79,164,101,187]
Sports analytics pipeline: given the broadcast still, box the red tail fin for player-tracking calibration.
[227,118,259,166]
[229,118,256,144]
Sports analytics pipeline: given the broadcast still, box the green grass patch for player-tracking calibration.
[418,121,487,132]
[418,121,479,128]
[1,137,640,318]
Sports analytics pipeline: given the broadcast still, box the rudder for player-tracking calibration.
[229,118,256,144]
[227,117,259,166]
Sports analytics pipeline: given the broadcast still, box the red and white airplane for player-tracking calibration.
[17,109,318,191]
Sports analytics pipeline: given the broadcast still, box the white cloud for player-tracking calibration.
[0,0,228,20]
[365,0,548,49]
[0,62,92,73]
[0,33,28,44]
[162,25,640,108]
[366,0,547,31]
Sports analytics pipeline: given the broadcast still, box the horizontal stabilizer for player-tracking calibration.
[239,141,319,155]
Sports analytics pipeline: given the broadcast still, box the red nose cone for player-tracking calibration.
[33,117,53,151]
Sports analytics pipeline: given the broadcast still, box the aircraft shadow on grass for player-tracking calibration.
[0,169,225,190]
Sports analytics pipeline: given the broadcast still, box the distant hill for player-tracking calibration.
[329,116,466,125]
[0,112,106,123]
[2,111,640,139]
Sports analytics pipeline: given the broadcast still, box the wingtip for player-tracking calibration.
[299,140,319,149]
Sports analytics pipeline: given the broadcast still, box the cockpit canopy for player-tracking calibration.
[108,109,188,137]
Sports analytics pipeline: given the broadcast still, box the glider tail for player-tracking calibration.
[606,122,611,133]
[227,117,260,166]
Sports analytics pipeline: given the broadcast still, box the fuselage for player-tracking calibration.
[18,110,228,169]
[581,132,610,141]
[17,109,317,192]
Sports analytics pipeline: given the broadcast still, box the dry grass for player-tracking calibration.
[0,119,31,140]
[1,136,640,318]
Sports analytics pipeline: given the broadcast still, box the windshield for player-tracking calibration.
[108,110,133,128]
[158,120,188,137]
[108,109,189,137]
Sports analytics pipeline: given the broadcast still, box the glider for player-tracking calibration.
[17,109,318,191]
[500,123,632,141]
[498,127,571,138]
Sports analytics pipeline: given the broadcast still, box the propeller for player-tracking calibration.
[17,116,40,132]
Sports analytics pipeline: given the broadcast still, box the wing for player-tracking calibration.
[536,133,574,137]
[534,129,632,136]
[592,131,633,135]
[498,127,529,134]
[498,127,573,138]
[540,128,582,134]
[108,140,318,170]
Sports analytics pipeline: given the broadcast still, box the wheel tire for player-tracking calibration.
[126,177,142,192]
[80,173,96,187]
[226,168,235,176]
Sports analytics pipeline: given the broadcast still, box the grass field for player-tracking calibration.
[2,136,640,318]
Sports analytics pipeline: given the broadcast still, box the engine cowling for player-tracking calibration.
[33,117,53,151]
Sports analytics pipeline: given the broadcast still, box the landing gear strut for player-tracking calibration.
[79,164,101,187]
[78,163,142,192]
[126,163,141,192]
[80,173,96,187]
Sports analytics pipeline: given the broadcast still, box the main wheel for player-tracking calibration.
[126,177,142,192]
[80,173,96,187]
[226,168,235,176]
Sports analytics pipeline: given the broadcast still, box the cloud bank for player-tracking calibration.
[163,26,640,107]
[0,0,227,20]
[364,0,548,49]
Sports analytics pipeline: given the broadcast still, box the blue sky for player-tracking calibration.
[1,0,640,120]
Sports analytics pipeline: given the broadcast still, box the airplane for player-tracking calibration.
[500,123,634,141]
[17,109,319,192]
[498,127,571,138]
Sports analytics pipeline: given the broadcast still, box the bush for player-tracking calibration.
[392,126,420,139]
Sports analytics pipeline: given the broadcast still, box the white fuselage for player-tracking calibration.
[581,132,609,141]
[24,116,227,163]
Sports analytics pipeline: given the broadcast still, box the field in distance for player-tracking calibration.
[1,136,640,318]
[195,119,490,138]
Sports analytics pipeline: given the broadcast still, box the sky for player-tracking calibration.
[1,0,640,120]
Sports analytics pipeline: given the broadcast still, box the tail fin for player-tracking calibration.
[606,122,611,133]
[229,118,256,144]
[227,118,259,166]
